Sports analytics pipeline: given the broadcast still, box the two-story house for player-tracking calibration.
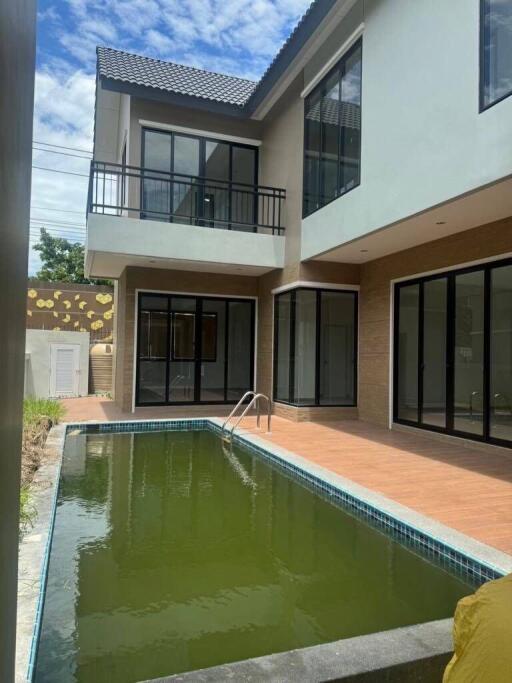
[86,0,512,450]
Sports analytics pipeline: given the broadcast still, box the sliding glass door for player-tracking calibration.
[394,258,512,447]
[142,128,258,228]
[136,293,255,406]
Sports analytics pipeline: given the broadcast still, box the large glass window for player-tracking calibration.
[481,0,512,110]
[142,129,257,228]
[394,258,512,448]
[137,294,255,405]
[303,39,362,217]
[274,288,357,406]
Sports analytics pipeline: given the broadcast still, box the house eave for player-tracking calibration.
[99,76,249,119]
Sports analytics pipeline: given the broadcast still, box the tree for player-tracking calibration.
[32,228,111,285]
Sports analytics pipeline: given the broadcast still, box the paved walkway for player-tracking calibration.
[60,397,512,555]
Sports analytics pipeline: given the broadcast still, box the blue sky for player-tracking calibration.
[31,0,311,274]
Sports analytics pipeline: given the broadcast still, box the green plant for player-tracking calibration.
[23,397,66,428]
[19,485,36,535]
[20,398,65,536]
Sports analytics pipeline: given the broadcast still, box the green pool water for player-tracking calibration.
[35,429,473,682]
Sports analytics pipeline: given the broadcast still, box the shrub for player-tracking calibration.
[23,397,65,429]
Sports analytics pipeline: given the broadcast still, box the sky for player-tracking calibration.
[30,0,312,275]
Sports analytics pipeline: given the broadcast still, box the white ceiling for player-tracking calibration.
[311,175,512,264]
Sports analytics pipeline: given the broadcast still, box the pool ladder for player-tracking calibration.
[221,391,272,441]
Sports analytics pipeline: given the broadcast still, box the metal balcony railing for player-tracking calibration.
[88,161,286,235]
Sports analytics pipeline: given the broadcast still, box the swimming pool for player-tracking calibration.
[34,425,482,682]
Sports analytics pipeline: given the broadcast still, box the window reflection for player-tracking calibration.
[481,0,512,109]
[303,39,362,217]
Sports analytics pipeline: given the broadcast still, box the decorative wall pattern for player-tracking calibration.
[26,281,115,342]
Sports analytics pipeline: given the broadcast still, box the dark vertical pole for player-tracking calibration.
[0,2,37,676]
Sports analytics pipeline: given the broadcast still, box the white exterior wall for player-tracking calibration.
[302,0,512,259]
[25,330,90,399]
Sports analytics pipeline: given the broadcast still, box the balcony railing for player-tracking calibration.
[88,161,286,235]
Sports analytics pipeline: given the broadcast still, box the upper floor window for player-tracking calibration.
[481,0,512,110]
[303,39,362,218]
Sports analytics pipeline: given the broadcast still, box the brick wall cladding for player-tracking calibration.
[358,217,512,427]
[114,218,512,420]
[116,261,361,413]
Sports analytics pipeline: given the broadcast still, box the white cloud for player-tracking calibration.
[29,67,95,274]
[59,0,311,75]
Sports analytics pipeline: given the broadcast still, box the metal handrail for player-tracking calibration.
[229,393,271,437]
[222,391,256,432]
[88,160,286,234]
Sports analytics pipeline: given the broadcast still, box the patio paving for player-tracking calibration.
[60,396,512,556]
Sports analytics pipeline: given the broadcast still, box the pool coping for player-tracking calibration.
[16,423,66,683]
[16,417,512,683]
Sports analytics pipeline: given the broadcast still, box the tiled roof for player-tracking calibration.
[97,1,336,114]
[97,46,257,107]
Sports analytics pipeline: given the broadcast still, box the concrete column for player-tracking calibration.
[0,1,36,680]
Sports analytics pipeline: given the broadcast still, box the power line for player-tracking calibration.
[30,222,86,233]
[30,231,85,240]
[30,224,85,231]
[30,221,86,231]
[33,146,92,161]
[29,224,86,235]
[30,230,86,239]
[33,139,93,155]
[31,205,85,215]
[32,165,90,178]
[31,216,86,227]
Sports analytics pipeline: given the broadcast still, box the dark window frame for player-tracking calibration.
[302,38,362,219]
[393,256,512,449]
[273,287,358,407]
[480,0,512,112]
[141,127,259,230]
[136,292,255,406]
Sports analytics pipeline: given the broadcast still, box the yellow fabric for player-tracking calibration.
[443,573,512,683]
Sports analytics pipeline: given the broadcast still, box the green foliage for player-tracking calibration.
[23,397,66,428]
[33,227,111,285]
[19,485,36,536]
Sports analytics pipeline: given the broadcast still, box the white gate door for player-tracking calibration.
[50,344,81,397]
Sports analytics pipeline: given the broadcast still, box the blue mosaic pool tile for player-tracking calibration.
[66,419,209,435]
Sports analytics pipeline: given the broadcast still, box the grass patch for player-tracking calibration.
[20,398,66,535]
[23,397,66,429]
[19,484,36,535]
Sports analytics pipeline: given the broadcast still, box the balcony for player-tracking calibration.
[86,162,286,279]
